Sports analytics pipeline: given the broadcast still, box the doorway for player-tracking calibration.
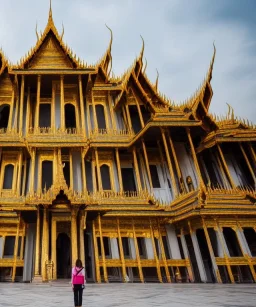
[57,233,71,278]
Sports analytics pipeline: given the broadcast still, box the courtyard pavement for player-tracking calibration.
[0,282,255,307]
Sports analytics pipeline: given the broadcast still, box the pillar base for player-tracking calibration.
[32,274,43,283]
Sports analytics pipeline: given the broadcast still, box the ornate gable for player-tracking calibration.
[27,32,73,69]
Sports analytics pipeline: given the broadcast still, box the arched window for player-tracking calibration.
[0,104,10,129]
[65,104,76,129]
[3,164,14,189]
[100,164,111,190]
[39,104,51,128]
[95,104,106,130]
[42,160,53,190]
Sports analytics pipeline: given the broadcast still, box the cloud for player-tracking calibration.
[0,0,255,121]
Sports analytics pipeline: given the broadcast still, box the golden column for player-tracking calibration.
[217,144,236,188]
[186,128,205,189]
[132,219,144,282]
[71,207,78,266]
[60,75,65,130]
[239,143,256,185]
[79,212,85,265]
[25,87,31,135]
[149,219,162,282]
[115,148,123,193]
[19,75,25,134]
[202,218,222,283]
[214,221,235,283]
[35,75,41,130]
[132,147,142,192]
[161,128,178,197]
[51,218,57,280]
[98,214,108,282]
[95,148,103,190]
[157,219,171,283]
[92,220,101,283]
[142,140,153,190]
[12,213,21,282]
[81,149,87,193]
[30,148,36,193]
[51,82,55,130]
[8,86,15,131]
[16,150,23,195]
[249,143,256,167]
[78,75,86,135]
[168,131,185,192]
[117,218,127,282]
[41,206,49,281]
[34,207,41,277]
[135,98,144,128]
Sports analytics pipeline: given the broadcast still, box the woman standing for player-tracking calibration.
[71,259,86,307]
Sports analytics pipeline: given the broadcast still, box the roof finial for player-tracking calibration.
[61,22,65,40]
[105,24,113,79]
[105,24,113,52]
[35,22,39,40]
[49,0,53,20]
[139,35,145,60]
[155,69,159,91]
[143,58,147,74]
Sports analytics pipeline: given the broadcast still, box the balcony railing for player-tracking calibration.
[28,127,80,135]
[89,128,134,142]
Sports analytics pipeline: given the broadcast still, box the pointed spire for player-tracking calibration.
[207,41,216,81]
[49,0,53,21]
[105,24,113,53]
[61,22,65,40]
[139,35,145,61]
[155,69,159,91]
[143,58,147,74]
[35,22,39,41]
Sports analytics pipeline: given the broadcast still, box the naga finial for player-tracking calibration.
[155,69,159,91]
[105,24,113,51]
[35,22,39,41]
[143,58,147,74]
[105,24,113,79]
[139,35,145,60]
[61,22,65,40]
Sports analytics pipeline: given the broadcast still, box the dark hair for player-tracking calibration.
[75,259,83,268]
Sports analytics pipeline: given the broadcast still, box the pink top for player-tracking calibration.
[71,266,86,285]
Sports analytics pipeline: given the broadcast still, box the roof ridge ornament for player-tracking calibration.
[49,0,53,21]
[35,22,39,41]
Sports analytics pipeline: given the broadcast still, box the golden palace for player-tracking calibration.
[0,3,255,284]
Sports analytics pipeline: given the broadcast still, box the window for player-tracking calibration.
[41,161,53,190]
[137,237,147,258]
[97,237,111,257]
[85,161,93,192]
[100,164,111,190]
[129,105,141,133]
[122,237,130,257]
[95,105,106,130]
[65,104,76,129]
[63,161,70,188]
[0,105,10,129]
[3,236,15,257]
[149,165,161,188]
[3,164,14,189]
[121,168,136,192]
[39,104,51,127]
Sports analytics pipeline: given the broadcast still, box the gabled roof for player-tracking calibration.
[12,3,86,70]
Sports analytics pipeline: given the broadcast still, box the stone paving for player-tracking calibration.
[0,282,255,307]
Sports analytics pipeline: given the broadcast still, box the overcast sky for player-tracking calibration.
[0,0,255,121]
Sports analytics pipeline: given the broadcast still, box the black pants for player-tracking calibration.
[73,284,83,306]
